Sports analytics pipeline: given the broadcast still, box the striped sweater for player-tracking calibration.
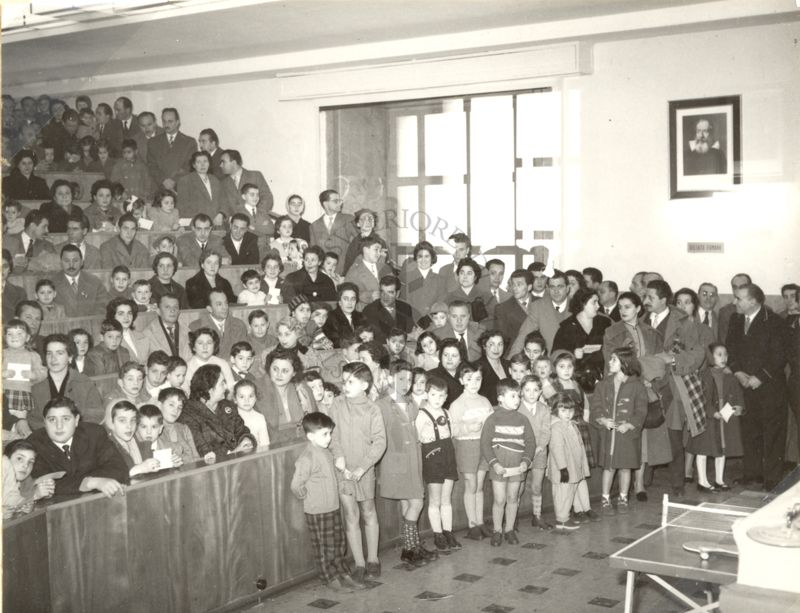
[480,408,535,468]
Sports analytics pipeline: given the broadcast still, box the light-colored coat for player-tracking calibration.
[51,271,109,316]
[99,235,151,269]
[139,317,192,362]
[309,212,358,274]
[547,415,590,483]
[509,296,570,355]
[176,172,224,219]
[399,262,446,320]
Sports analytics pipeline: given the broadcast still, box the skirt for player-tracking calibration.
[686,416,744,458]
[454,438,488,474]
[488,446,526,483]
[575,418,596,468]
[3,389,34,415]
[421,438,458,484]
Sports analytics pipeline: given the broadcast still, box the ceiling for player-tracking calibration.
[1,0,726,88]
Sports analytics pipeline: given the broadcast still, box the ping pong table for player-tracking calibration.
[609,492,765,613]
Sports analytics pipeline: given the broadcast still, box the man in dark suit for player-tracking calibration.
[133,111,164,164]
[30,397,128,498]
[433,300,484,362]
[146,107,197,192]
[219,149,273,214]
[175,214,224,267]
[697,281,720,341]
[718,273,751,345]
[598,280,621,322]
[309,189,357,275]
[3,210,56,272]
[362,275,415,344]
[2,249,28,322]
[105,96,140,155]
[494,269,535,352]
[509,270,571,355]
[57,215,102,270]
[323,282,364,348]
[726,283,788,491]
[51,244,109,316]
[222,213,261,266]
[189,290,248,359]
[199,128,225,180]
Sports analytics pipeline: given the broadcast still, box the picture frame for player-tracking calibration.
[669,95,741,199]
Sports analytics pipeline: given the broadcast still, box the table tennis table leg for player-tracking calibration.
[624,571,636,613]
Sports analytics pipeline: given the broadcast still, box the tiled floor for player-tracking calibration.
[243,474,754,613]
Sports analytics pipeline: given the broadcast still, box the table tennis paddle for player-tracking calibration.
[682,541,738,561]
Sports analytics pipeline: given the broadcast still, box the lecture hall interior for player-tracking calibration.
[1,1,799,612]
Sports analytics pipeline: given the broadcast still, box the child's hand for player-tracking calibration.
[9,408,28,419]
[599,417,615,430]
[171,452,183,467]
[146,303,158,312]
[559,468,569,483]
[733,406,743,416]
[616,422,634,434]
[351,467,366,481]
[713,412,721,420]
[34,479,56,500]
[142,458,161,473]
[519,461,528,472]
[535,446,544,455]
[492,463,506,476]
[13,419,32,438]
[204,452,217,464]
[295,486,307,499]
[343,469,354,480]
[335,457,346,472]
[94,478,126,498]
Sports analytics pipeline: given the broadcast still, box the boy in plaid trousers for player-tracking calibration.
[291,412,366,593]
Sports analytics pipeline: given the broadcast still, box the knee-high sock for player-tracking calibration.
[440,502,453,531]
[532,494,542,517]
[409,521,420,547]
[428,504,442,533]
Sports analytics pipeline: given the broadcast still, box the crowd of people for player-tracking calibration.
[1,93,799,596]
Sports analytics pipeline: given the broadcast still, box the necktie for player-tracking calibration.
[703,311,710,325]
[25,239,34,258]
[492,289,499,302]
[744,315,752,334]
[458,333,468,358]
[99,124,104,136]
[62,444,71,461]
[200,242,206,251]
[218,322,225,336]
[70,278,79,295]
[166,325,176,347]
[521,300,527,310]
[247,205,256,219]
[168,135,175,146]
[325,216,333,232]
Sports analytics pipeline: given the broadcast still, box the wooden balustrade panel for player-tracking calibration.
[2,509,50,613]
[40,172,106,202]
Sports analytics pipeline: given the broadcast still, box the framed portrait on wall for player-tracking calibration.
[669,95,741,199]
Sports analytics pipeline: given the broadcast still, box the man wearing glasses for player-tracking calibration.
[310,189,357,275]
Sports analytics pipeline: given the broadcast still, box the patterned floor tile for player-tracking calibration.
[552,568,581,576]
[482,605,514,613]
[519,585,549,594]
[415,591,448,600]
[522,542,548,550]
[453,573,482,583]
[490,557,517,566]
[611,536,636,544]
[583,551,609,559]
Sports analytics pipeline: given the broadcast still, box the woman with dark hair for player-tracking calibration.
[552,288,612,392]
[256,347,317,443]
[446,258,492,323]
[177,363,254,458]
[400,241,445,323]
[564,269,587,299]
[601,291,671,502]
[176,150,223,219]
[77,135,103,173]
[38,179,83,233]
[426,338,465,409]
[3,150,50,201]
[186,250,237,308]
[590,347,648,515]
[106,297,149,364]
[323,282,364,348]
[184,327,236,392]
[149,252,188,308]
[477,330,509,405]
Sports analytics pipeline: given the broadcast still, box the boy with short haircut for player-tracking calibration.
[144,350,171,401]
[246,310,278,373]
[158,387,203,464]
[355,325,376,344]
[480,378,535,545]
[107,401,161,477]
[238,269,268,306]
[3,200,24,235]
[240,183,274,238]
[233,379,270,447]
[381,328,414,368]
[35,278,66,320]
[230,342,256,380]
[309,303,334,350]
[321,383,340,413]
[322,252,344,286]
[103,362,151,410]
[109,265,132,300]
[136,403,184,468]
[110,138,152,199]
[85,319,130,376]
[508,352,531,385]
[291,412,364,594]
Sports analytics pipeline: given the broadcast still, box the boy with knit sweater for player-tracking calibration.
[480,378,535,546]
[292,412,365,594]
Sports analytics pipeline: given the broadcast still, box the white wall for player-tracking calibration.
[32,19,800,294]
[562,21,800,295]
